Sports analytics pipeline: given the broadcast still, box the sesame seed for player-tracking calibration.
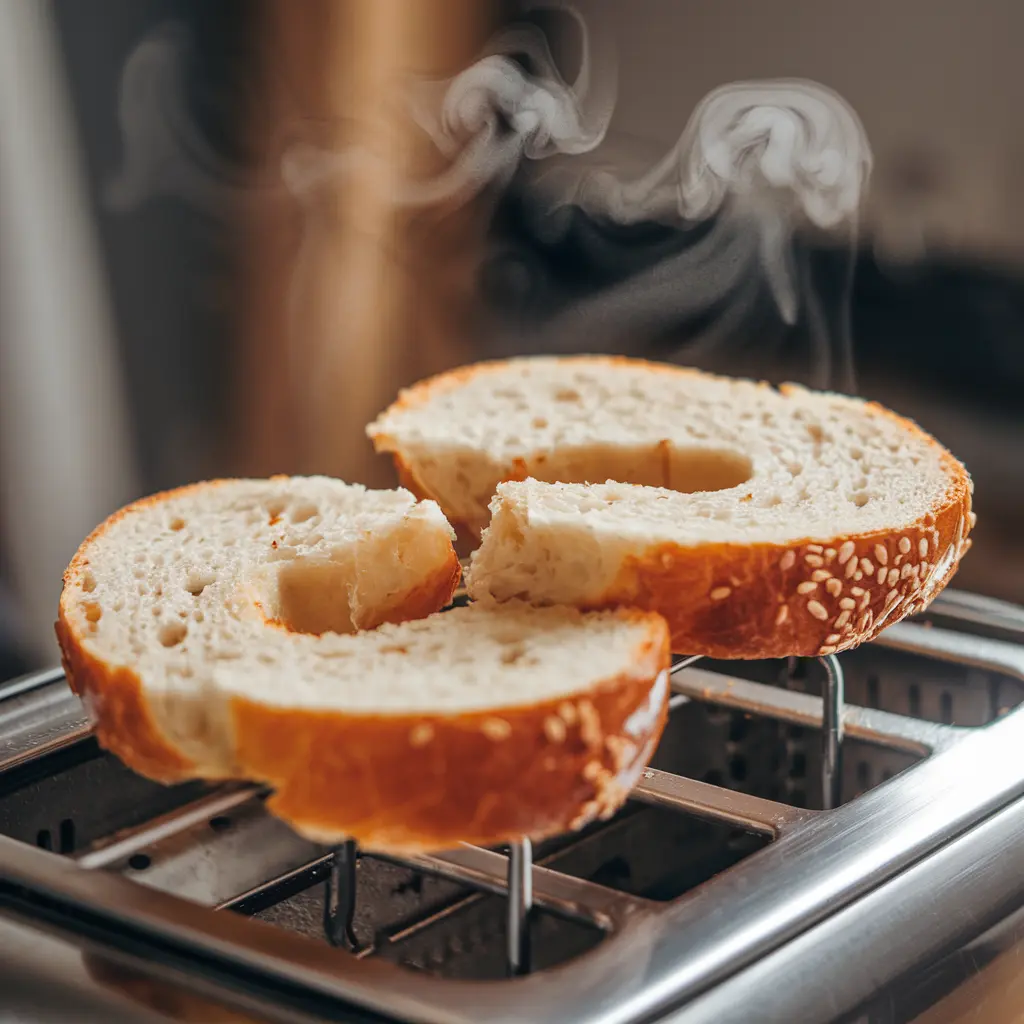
[851,586,865,596]
[781,551,796,571]
[544,716,567,743]
[861,558,874,576]
[797,581,818,595]
[482,718,511,741]
[899,537,911,555]
[887,568,899,587]
[894,554,904,567]
[805,554,825,567]
[558,702,578,725]
[859,592,871,610]
[825,548,837,561]
[838,541,855,564]
[854,571,864,581]
[826,578,842,597]
[901,564,913,579]
[819,645,838,655]
[710,586,732,601]
[775,605,789,626]
[839,597,856,610]
[920,561,930,576]
[919,538,928,558]
[807,600,828,621]
[583,761,602,781]
[811,569,832,582]
[874,544,888,565]
[858,612,872,631]
[835,610,851,628]
[877,566,887,585]
[807,544,824,553]
[826,633,841,645]
[968,511,978,528]
[409,723,435,747]
[885,589,900,606]
[844,558,858,579]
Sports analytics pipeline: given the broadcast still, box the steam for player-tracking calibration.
[107,8,873,393]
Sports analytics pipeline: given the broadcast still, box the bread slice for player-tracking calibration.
[369,356,974,659]
[56,475,670,852]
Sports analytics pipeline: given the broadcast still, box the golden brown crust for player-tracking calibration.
[372,357,975,658]
[55,612,197,781]
[230,617,670,853]
[55,477,463,786]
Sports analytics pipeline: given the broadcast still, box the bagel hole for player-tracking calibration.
[527,443,752,494]
[267,557,356,636]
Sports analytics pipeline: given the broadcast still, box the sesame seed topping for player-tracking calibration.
[807,600,828,621]
[780,551,796,571]
[877,566,888,585]
[825,578,842,597]
[844,558,858,579]
[409,723,435,747]
[775,605,789,626]
[797,581,818,595]
[969,511,978,528]
[826,633,841,645]
[544,716,567,743]
[874,544,888,565]
[838,541,856,564]
[835,610,851,628]
[482,718,511,741]
[901,564,913,579]
[825,548,837,561]
[885,589,901,606]
[558,702,578,725]
[805,554,825,567]
[887,568,899,587]
[807,544,824,553]
[851,587,865,596]
[919,538,928,557]
[710,586,732,601]
[819,645,838,655]
[861,558,874,576]
[839,597,856,610]
[811,569,832,582]
[859,592,871,610]
[858,612,872,631]
[583,761,602,781]
[854,571,864,581]
[899,537,911,554]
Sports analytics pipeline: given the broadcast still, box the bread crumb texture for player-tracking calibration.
[56,475,670,852]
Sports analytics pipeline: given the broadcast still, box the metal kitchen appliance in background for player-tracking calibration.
[2,587,1024,1023]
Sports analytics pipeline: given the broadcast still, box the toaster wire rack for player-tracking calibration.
[1,589,1024,1023]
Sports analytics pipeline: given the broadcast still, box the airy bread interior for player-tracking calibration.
[61,476,662,779]
[369,357,958,540]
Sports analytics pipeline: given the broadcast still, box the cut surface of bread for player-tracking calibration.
[56,476,461,782]
[369,356,974,658]
[56,475,670,852]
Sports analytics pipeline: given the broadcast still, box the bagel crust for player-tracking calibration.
[231,623,669,853]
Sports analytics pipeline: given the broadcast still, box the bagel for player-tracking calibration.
[56,475,670,852]
[369,356,974,659]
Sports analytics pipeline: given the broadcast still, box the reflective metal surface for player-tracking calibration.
[2,588,1023,1023]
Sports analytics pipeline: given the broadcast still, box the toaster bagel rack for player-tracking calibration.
[1,590,1024,1023]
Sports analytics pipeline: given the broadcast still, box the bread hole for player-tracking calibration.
[84,602,102,624]
[527,443,752,494]
[289,502,319,524]
[500,643,526,665]
[159,622,188,648]
[267,557,357,636]
[851,492,872,508]
[81,572,97,593]
[554,387,581,402]
[169,517,186,532]
[185,570,216,597]
[532,416,549,429]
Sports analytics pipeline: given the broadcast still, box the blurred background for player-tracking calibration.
[1,0,1022,679]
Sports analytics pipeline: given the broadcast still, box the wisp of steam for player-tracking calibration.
[107,5,872,392]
